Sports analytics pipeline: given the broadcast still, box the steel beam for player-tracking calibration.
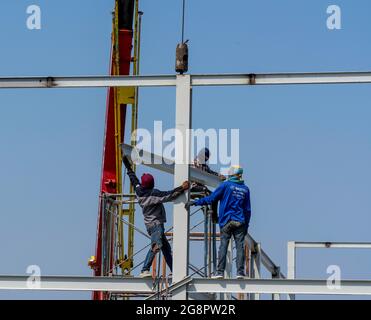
[245,234,285,279]
[0,75,176,89]
[0,275,153,293]
[1,72,371,89]
[189,278,371,296]
[287,241,296,280]
[172,74,192,300]
[2,275,371,296]
[122,144,222,188]
[251,243,261,300]
[287,241,296,300]
[294,242,371,249]
[287,241,371,300]
[191,72,371,86]
[272,267,281,300]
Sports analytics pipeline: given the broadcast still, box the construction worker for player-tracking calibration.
[191,148,227,221]
[193,148,219,176]
[186,165,251,279]
[122,155,190,278]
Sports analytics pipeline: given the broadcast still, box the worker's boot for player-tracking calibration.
[139,270,152,278]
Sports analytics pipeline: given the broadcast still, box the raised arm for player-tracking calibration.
[139,182,190,206]
[194,182,226,206]
[123,156,140,190]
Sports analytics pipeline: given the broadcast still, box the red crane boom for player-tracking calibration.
[93,0,135,300]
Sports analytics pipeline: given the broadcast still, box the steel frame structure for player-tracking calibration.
[287,241,371,300]
[2,71,371,299]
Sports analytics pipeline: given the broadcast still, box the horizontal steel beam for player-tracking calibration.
[0,275,154,293]
[294,242,371,249]
[0,75,177,89]
[2,275,371,296]
[189,278,371,296]
[1,72,371,89]
[191,72,371,86]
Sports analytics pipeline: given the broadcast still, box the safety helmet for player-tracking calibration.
[141,173,154,189]
[228,165,243,176]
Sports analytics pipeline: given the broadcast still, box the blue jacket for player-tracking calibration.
[195,180,251,228]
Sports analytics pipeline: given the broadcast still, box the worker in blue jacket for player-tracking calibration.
[186,165,251,279]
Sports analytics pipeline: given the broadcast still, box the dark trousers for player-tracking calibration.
[217,221,247,276]
[142,223,172,272]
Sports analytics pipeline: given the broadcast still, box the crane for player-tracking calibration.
[89,0,140,300]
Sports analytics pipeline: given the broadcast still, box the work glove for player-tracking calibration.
[122,155,132,170]
[185,200,196,211]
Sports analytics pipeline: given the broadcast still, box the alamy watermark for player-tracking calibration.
[327,265,341,290]
[26,5,41,30]
[327,5,342,30]
[129,121,240,175]
[26,265,41,289]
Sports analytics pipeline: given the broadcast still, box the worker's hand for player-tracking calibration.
[185,200,196,211]
[182,181,190,191]
[122,155,132,170]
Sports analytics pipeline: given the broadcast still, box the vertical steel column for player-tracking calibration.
[287,241,296,300]
[272,267,281,300]
[212,223,217,274]
[250,248,256,281]
[251,243,261,300]
[208,211,212,277]
[172,74,192,300]
[203,206,209,277]
[287,241,296,279]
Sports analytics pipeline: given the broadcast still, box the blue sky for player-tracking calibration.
[0,0,370,299]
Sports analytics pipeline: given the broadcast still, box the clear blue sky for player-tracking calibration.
[0,0,371,299]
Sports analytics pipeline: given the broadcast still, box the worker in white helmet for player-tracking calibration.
[186,165,251,279]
